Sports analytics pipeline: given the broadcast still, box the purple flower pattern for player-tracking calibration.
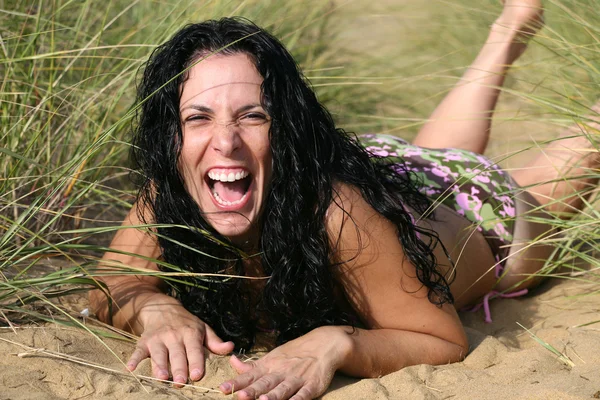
[360,134,517,265]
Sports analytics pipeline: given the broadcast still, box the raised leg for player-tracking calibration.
[511,103,600,216]
[496,102,600,292]
[413,0,544,154]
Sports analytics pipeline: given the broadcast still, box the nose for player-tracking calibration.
[211,121,242,156]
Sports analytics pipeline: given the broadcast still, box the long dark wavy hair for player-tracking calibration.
[130,17,452,350]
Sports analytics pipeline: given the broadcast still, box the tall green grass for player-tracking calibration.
[0,0,354,324]
[1,0,599,331]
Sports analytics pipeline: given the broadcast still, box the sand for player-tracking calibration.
[1,276,600,400]
[4,1,599,399]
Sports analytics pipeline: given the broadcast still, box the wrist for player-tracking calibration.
[314,325,355,370]
[135,291,186,329]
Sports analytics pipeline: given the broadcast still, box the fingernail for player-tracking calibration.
[175,375,186,384]
[158,369,169,379]
[190,369,201,380]
[219,382,231,392]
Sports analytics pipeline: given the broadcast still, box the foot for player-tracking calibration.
[493,0,544,62]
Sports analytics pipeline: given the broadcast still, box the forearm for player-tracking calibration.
[89,202,174,334]
[332,326,468,378]
[414,26,519,152]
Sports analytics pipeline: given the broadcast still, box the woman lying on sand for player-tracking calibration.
[90,1,599,399]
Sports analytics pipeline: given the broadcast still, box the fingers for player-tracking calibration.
[183,332,205,381]
[289,386,316,400]
[129,324,234,386]
[168,342,190,386]
[185,325,234,381]
[256,379,300,400]
[235,374,285,400]
[126,345,149,372]
[132,335,192,384]
[148,341,170,381]
[229,354,255,374]
[127,340,172,382]
[229,374,312,400]
[219,351,327,399]
[204,325,235,355]
[219,356,258,394]
[266,383,313,400]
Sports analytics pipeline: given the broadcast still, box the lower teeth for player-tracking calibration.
[213,191,247,206]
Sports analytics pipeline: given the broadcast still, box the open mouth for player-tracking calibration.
[207,169,252,207]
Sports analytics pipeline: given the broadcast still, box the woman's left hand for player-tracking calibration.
[218,326,352,400]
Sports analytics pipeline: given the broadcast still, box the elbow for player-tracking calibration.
[426,339,468,368]
[88,280,112,324]
[451,340,469,363]
[457,330,470,361]
[89,289,109,323]
[446,332,469,364]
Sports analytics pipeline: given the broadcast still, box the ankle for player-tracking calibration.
[494,1,544,40]
[486,18,534,64]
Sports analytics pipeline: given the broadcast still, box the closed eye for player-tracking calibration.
[240,112,269,125]
[243,112,266,119]
[184,114,211,123]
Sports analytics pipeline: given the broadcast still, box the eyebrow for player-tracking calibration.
[180,103,263,114]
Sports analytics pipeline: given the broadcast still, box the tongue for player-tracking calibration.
[213,180,247,202]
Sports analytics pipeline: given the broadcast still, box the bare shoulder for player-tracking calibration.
[325,182,467,347]
[326,182,377,255]
[326,182,405,271]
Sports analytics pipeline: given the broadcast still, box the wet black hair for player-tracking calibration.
[130,17,452,349]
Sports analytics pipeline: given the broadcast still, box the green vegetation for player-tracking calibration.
[0,0,350,324]
[1,0,598,330]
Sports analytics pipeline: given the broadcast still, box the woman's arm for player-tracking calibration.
[89,201,166,332]
[335,326,465,379]
[219,324,465,400]
[89,202,234,384]
[219,184,467,399]
[326,184,469,375]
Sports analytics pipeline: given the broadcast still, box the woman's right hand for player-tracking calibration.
[126,302,235,385]
[89,203,235,385]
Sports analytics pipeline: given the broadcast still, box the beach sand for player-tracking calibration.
[1,276,599,400]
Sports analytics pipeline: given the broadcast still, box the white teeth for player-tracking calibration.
[208,170,250,207]
[207,170,249,182]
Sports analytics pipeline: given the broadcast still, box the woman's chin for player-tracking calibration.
[198,191,262,245]
[206,215,256,244]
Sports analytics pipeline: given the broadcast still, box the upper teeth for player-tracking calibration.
[208,170,249,182]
